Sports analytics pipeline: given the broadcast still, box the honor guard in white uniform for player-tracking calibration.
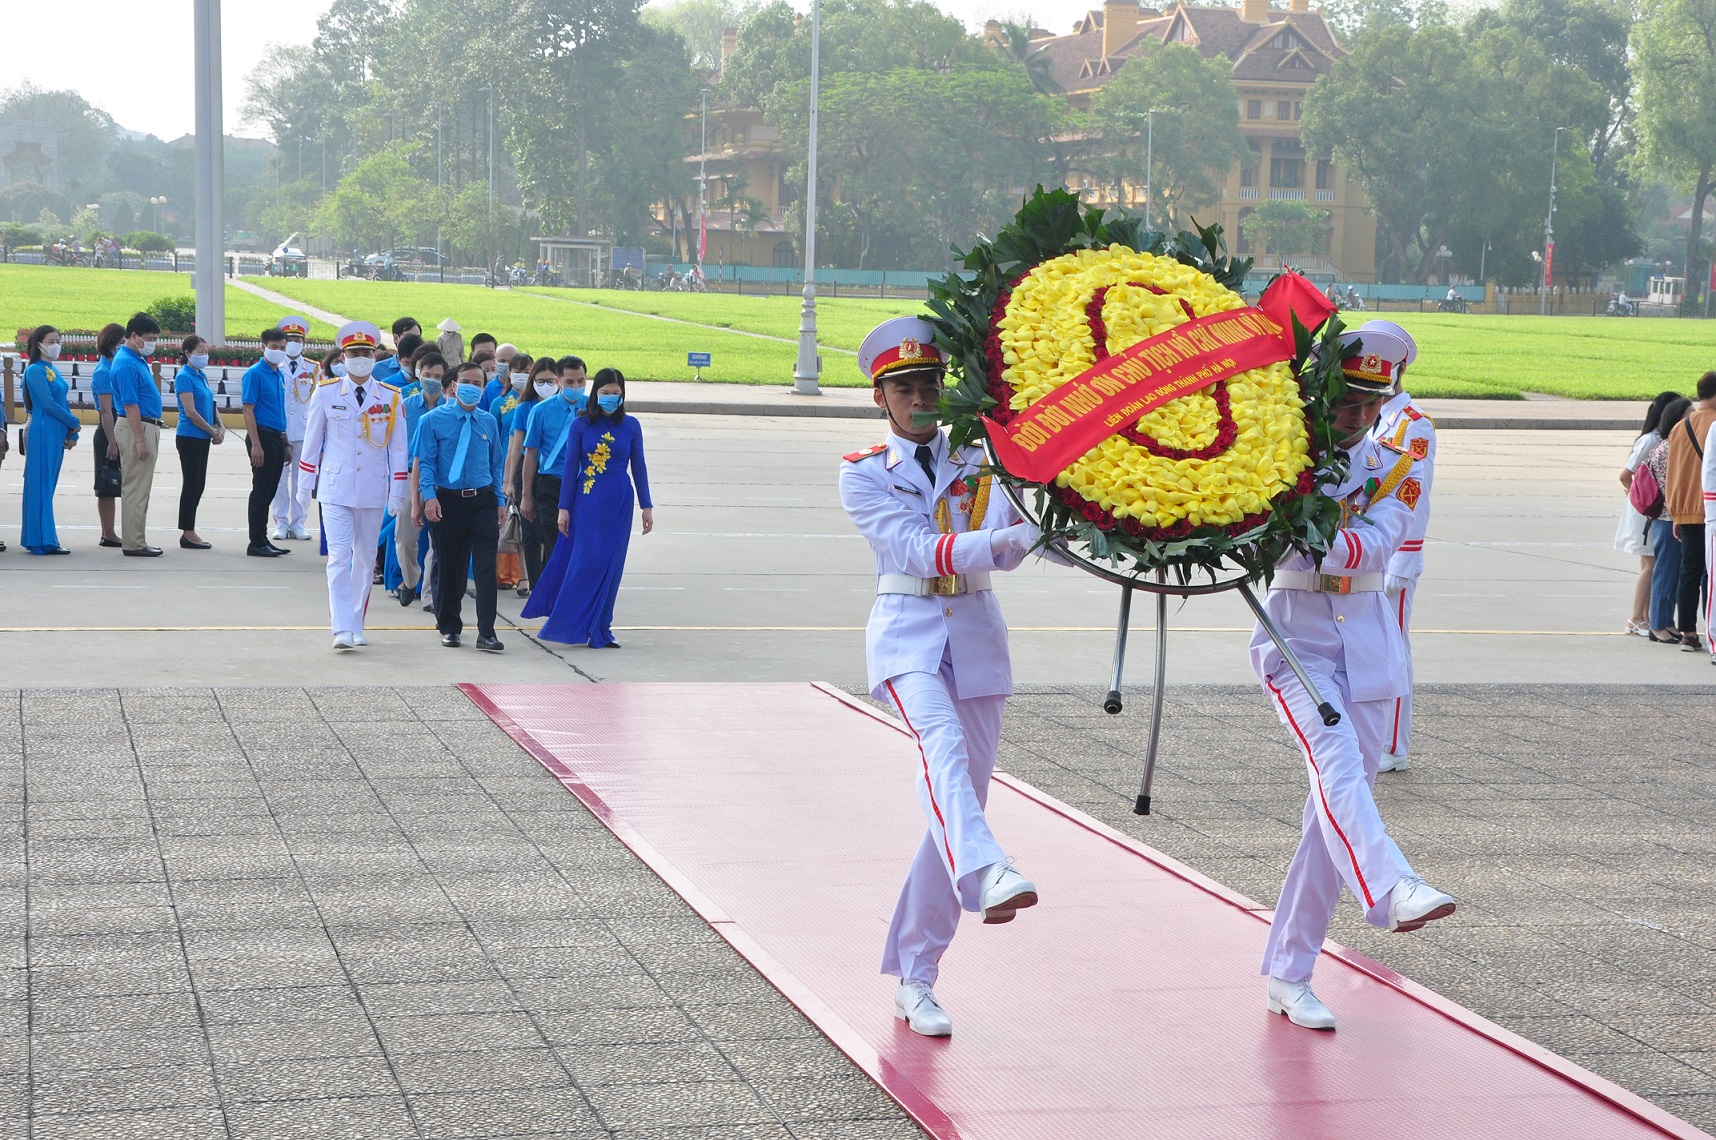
[296,321,409,650]
[1252,326,1455,1031]
[1360,320,1433,771]
[840,316,1043,1039]
[272,315,317,540]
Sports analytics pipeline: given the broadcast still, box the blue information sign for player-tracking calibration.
[687,352,712,368]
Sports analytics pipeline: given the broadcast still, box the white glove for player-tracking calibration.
[386,498,402,518]
[989,521,1039,557]
[1385,573,1413,595]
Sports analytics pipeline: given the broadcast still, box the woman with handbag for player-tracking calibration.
[1647,397,1693,643]
[89,323,126,547]
[173,336,226,549]
[503,357,560,596]
[20,325,80,555]
[492,353,542,591]
[1617,391,1680,635]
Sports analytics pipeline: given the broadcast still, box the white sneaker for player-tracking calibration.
[894,981,953,1037]
[272,526,289,541]
[1388,875,1455,932]
[1267,977,1336,1030]
[977,860,1038,924]
[332,631,355,650]
[289,527,311,540]
[352,632,368,647]
[1378,752,1410,772]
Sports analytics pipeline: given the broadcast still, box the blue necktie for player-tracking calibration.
[449,410,474,482]
[541,409,575,475]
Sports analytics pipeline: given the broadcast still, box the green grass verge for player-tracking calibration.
[0,263,339,341]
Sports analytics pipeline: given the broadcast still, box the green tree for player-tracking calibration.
[1242,200,1330,255]
[1089,40,1250,229]
[644,0,751,70]
[991,22,1060,96]
[317,150,436,251]
[1632,0,1716,291]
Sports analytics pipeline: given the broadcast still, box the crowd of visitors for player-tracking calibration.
[4,311,655,651]
[1616,372,1716,661]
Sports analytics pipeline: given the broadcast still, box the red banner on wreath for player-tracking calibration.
[983,307,1292,483]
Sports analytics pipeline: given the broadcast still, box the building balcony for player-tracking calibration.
[1315,189,1335,202]
[1239,187,1259,200]
[1269,188,1305,201]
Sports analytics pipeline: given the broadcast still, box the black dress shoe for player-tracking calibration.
[246,544,280,557]
[475,635,504,653]
[98,537,122,548]
[267,543,292,555]
[123,546,164,557]
[43,547,70,555]
[180,537,212,550]
[397,585,418,607]
[441,632,461,648]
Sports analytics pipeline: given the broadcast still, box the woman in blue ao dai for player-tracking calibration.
[21,325,80,555]
[521,368,653,647]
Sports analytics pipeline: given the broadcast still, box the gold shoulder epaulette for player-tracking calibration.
[376,380,400,393]
[317,376,340,386]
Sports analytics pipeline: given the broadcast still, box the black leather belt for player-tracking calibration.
[439,486,490,499]
[139,416,166,428]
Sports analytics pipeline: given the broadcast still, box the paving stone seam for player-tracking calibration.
[110,689,238,1139]
[208,687,430,1138]
[17,688,37,1140]
[421,701,850,1139]
[300,688,621,1136]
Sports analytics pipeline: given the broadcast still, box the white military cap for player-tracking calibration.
[858,316,943,385]
[336,320,382,350]
[277,315,311,335]
[1336,327,1412,395]
[1357,319,1417,369]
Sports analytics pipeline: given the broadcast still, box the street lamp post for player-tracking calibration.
[151,196,167,233]
[192,0,224,342]
[699,88,709,274]
[1540,126,1567,316]
[792,0,823,396]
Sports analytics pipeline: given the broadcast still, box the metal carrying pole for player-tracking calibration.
[1237,580,1341,727]
[1103,585,1133,715]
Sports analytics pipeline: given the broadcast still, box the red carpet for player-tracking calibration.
[463,681,1708,1140]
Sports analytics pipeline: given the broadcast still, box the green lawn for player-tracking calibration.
[0,263,339,341]
[13,263,1707,397]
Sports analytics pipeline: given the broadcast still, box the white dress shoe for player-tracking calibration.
[1388,875,1455,932]
[894,981,953,1037]
[352,631,368,647]
[289,527,311,540]
[977,860,1038,924]
[1267,976,1336,1030]
[1377,752,1409,772]
[272,526,290,541]
[332,631,355,650]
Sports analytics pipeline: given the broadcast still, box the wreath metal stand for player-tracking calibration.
[992,476,1342,817]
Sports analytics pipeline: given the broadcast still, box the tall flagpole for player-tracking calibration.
[792,0,822,396]
[193,0,226,343]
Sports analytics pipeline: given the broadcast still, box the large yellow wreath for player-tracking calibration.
[994,247,1312,531]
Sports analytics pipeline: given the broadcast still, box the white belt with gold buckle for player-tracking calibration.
[1272,570,1384,594]
[877,572,993,597]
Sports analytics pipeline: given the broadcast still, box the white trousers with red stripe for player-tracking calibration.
[321,504,384,635]
[879,658,1007,986]
[1261,669,1413,983]
[1707,528,1716,659]
[1387,579,1417,759]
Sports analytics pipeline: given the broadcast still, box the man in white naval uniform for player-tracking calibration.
[1360,319,1434,771]
[1253,325,1455,1031]
[295,320,410,651]
[272,315,318,541]
[840,316,1042,1038]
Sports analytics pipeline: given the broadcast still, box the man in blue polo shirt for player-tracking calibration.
[417,359,506,651]
[112,312,164,556]
[519,355,586,580]
[242,326,293,557]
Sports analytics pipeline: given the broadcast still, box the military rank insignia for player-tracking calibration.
[843,443,886,463]
[1396,477,1423,510]
[1408,437,1430,460]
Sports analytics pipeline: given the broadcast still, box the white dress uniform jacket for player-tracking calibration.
[282,357,317,443]
[1248,433,1415,704]
[297,377,410,510]
[1369,390,1435,583]
[839,431,1027,699]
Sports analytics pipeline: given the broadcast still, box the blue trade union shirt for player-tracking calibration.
[241,359,287,432]
[415,402,506,504]
[112,344,162,419]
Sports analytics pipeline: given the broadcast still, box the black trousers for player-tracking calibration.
[1678,521,1707,633]
[431,488,499,638]
[525,475,562,588]
[175,435,210,531]
[247,427,288,545]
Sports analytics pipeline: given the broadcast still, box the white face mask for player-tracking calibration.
[140,339,157,356]
[533,380,558,400]
[189,354,209,369]
[331,362,347,377]
[284,340,304,358]
[510,372,529,392]
[263,347,287,366]
[42,343,60,360]
[344,356,375,379]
